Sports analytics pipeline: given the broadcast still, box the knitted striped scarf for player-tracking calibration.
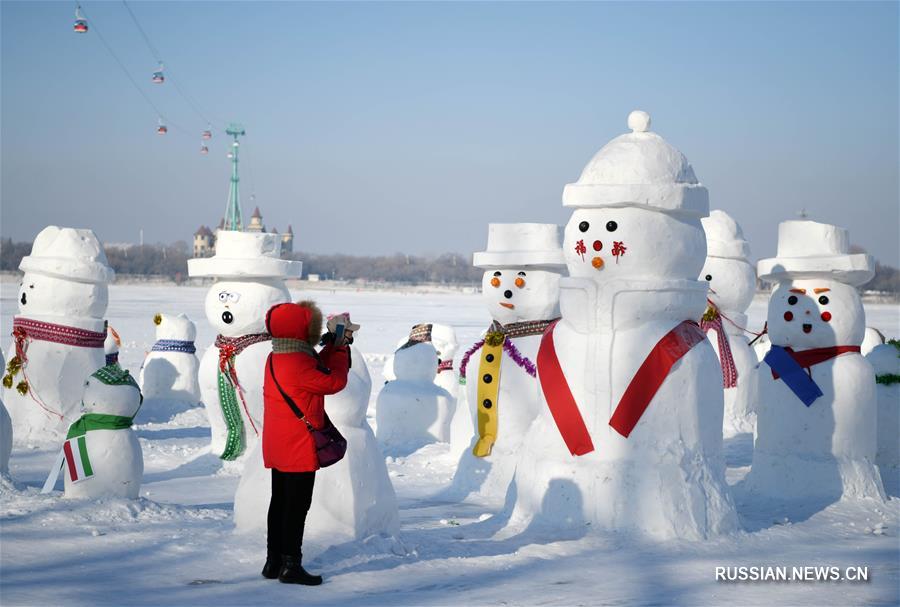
[215,332,270,460]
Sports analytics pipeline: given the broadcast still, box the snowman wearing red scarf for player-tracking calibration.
[745,220,885,503]
[3,226,113,445]
[505,111,737,540]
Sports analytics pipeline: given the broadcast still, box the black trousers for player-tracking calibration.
[267,468,316,559]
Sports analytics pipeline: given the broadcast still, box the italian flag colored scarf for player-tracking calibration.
[215,333,270,461]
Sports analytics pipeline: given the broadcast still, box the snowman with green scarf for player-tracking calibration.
[188,231,301,463]
[60,364,144,499]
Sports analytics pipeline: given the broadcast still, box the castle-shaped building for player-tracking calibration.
[193,207,293,258]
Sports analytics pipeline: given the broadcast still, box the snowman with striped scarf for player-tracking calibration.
[447,223,565,502]
[505,111,737,540]
[139,313,201,416]
[187,231,301,463]
[698,210,759,437]
[744,220,885,504]
[2,226,113,445]
[58,364,143,499]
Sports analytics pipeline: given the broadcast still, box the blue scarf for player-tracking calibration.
[151,339,196,354]
[763,345,824,406]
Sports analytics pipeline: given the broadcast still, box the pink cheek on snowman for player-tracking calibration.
[783,311,793,322]
[821,311,832,322]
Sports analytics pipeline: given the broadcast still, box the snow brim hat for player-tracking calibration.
[473,223,566,269]
[187,230,301,278]
[702,210,751,260]
[19,226,115,284]
[562,110,709,217]
[757,220,874,287]
[81,363,143,418]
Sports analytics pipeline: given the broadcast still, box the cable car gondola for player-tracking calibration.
[157,119,168,135]
[200,144,209,155]
[74,5,88,33]
[152,63,165,84]
[201,129,212,140]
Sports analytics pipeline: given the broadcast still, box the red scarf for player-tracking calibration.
[538,320,706,456]
[769,346,860,379]
[700,305,738,389]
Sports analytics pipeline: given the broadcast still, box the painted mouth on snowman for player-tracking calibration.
[222,311,234,324]
[802,323,812,334]
[20,293,26,305]
[499,302,515,310]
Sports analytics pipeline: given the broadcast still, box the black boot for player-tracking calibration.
[261,552,282,579]
[278,554,323,585]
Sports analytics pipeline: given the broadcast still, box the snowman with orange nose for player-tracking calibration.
[447,223,565,502]
[505,111,737,540]
[744,220,885,505]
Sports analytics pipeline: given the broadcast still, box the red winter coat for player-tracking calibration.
[262,302,350,472]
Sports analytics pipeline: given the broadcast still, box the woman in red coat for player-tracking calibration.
[261,301,354,585]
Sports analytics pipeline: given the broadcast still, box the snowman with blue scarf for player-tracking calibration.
[139,312,201,416]
[745,220,885,504]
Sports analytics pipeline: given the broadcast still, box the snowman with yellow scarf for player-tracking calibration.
[448,223,565,502]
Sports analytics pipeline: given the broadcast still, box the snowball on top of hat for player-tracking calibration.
[562,110,709,217]
[187,230,301,278]
[702,210,751,260]
[19,226,114,284]
[153,312,196,341]
[757,220,874,286]
[473,223,565,269]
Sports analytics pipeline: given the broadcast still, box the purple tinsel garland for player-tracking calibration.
[459,338,536,382]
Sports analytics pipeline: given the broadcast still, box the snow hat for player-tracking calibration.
[703,210,751,260]
[398,323,433,350]
[19,226,114,284]
[757,220,874,287]
[473,223,565,269]
[187,230,301,279]
[82,363,143,418]
[562,110,709,217]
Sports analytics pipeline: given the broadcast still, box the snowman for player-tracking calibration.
[187,231,301,462]
[506,111,737,539]
[448,223,565,502]
[744,220,885,504]
[860,327,886,356]
[139,313,202,417]
[0,352,12,475]
[235,347,400,542]
[384,323,460,398]
[868,342,899,494]
[104,325,121,367]
[61,364,143,499]
[3,226,113,444]
[698,210,759,436]
[375,342,454,454]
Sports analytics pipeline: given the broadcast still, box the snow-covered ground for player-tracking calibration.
[1,283,898,606]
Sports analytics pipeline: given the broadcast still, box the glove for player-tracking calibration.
[326,313,360,346]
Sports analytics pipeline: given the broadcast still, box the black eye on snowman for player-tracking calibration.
[704,274,712,281]
[578,221,590,233]
[218,292,229,303]
[818,295,829,305]
[787,295,798,305]
[606,221,618,232]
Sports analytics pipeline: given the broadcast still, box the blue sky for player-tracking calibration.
[2,1,897,264]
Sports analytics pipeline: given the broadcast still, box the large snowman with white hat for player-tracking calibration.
[139,312,202,420]
[698,210,759,436]
[235,347,400,542]
[3,226,113,444]
[506,111,737,539]
[744,220,885,504]
[448,223,565,503]
[188,230,301,462]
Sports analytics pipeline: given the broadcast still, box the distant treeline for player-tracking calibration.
[0,239,482,284]
[1,238,898,291]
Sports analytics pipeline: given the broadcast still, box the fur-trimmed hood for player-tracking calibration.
[265,301,323,347]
